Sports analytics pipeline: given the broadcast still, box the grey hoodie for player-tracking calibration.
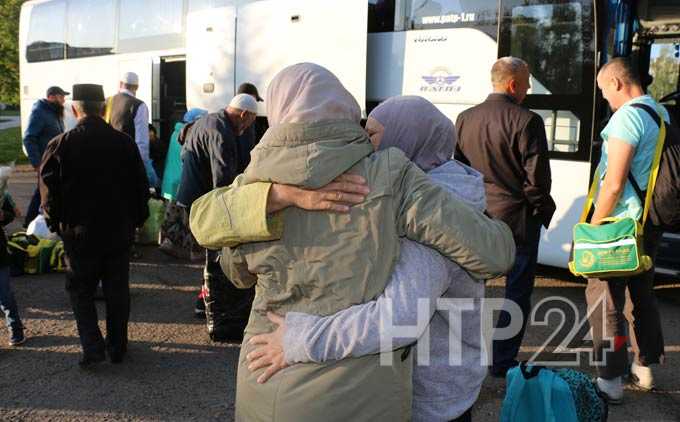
[283,160,488,421]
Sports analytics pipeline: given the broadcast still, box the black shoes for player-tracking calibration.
[109,352,125,364]
[78,354,106,368]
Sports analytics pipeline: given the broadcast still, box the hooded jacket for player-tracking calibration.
[23,99,65,168]
[176,111,248,206]
[196,119,514,422]
[161,121,197,201]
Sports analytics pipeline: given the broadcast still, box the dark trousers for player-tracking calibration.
[492,228,541,371]
[0,266,23,339]
[204,249,254,342]
[64,249,130,359]
[24,185,41,227]
[586,227,665,379]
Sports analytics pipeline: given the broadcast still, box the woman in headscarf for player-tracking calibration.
[191,64,514,422]
[243,96,488,422]
[159,108,207,261]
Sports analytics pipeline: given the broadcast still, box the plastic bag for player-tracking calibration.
[0,162,14,209]
[137,198,166,245]
[27,214,60,240]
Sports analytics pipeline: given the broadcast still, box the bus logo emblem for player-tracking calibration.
[421,68,461,93]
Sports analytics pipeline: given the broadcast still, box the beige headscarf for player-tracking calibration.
[265,63,361,126]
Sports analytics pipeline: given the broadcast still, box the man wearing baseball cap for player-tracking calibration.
[105,72,158,187]
[40,84,150,367]
[177,93,257,342]
[21,85,69,226]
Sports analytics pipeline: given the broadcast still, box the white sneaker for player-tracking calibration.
[596,376,623,404]
[630,362,654,391]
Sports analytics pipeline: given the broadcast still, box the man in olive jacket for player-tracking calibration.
[40,84,149,367]
[455,57,556,377]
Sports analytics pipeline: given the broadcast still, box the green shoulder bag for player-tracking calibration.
[569,110,665,278]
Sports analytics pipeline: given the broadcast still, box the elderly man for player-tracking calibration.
[587,58,669,403]
[22,86,68,227]
[455,57,556,378]
[177,93,257,342]
[40,84,150,367]
[105,72,158,187]
[236,82,264,155]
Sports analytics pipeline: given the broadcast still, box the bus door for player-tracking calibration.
[186,2,236,112]
[637,0,680,280]
[498,0,597,268]
[152,56,187,144]
[234,0,368,116]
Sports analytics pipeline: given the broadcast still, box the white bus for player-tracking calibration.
[19,0,680,275]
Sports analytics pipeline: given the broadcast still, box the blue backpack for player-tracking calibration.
[500,363,608,422]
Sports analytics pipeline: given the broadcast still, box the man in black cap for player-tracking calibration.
[236,82,265,156]
[39,84,150,367]
[22,86,69,226]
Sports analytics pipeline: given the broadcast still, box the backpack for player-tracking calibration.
[554,368,609,422]
[7,231,66,276]
[500,363,608,422]
[628,103,680,232]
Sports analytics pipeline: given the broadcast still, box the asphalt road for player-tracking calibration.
[1,169,678,421]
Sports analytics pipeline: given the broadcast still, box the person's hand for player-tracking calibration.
[246,312,289,384]
[267,174,370,214]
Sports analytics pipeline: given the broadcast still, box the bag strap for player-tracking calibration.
[520,361,544,379]
[579,165,602,223]
[629,103,667,228]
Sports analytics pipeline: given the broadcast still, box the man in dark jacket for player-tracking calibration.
[40,84,150,367]
[455,57,556,377]
[22,86,68,227]
[177,93,257,342]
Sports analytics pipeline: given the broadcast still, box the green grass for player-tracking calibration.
[0,127,29,165]
[0,109,20,117]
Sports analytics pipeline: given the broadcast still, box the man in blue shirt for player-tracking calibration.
[587,58,668,403]
[22,86,67,226]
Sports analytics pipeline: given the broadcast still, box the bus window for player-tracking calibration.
[189,0,231,13]
[533,109,581,153]
[368,0,396,33]
[505,2,588,95]
[404,0,498,38]
[26,0,66,63]
[119,0,184,40]
[66,0,115,59]
[649,42,680,104]
[499,0,596,159]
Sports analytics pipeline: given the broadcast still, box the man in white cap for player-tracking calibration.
[177,93,257,342]
[105,72,158,187]
[236,82,265,164]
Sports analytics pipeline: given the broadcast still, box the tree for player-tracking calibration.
[649,45,679,102]
[0,0,25,107]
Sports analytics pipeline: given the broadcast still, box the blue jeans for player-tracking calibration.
[0,266,23,340]
[492,230,540,371]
